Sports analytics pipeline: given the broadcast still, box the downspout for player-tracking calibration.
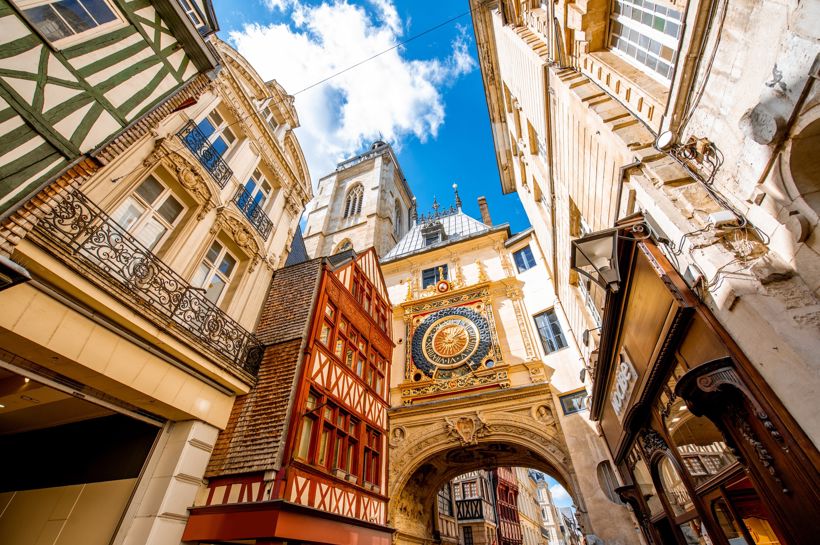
[544,71,559,293]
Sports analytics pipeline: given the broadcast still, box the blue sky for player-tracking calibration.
[213,0,530,233]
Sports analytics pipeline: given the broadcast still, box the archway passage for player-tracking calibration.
[388,384,589,544]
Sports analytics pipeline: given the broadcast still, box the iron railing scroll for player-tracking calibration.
[233,186,274,240]
[177,120,233,188]
[34,188,263,377]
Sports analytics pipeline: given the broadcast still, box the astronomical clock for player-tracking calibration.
[401,280,509,404]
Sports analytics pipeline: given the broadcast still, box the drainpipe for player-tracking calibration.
[544,76,559,293]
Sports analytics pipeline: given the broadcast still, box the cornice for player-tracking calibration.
[388,382,552,417]
[214,60,311,205]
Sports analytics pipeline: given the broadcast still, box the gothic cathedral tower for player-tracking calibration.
[303,141,415,258]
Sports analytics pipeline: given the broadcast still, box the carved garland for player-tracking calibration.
[210,209,265,272]
[143,137,216,220]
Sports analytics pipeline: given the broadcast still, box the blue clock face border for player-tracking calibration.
[411,306,492,379]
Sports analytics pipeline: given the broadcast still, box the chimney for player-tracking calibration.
[477,196,492,226]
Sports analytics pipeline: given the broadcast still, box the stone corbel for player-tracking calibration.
[212,208,264,273]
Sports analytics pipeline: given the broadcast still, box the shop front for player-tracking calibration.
[577,217,820,545]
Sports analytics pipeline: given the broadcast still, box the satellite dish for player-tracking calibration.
[656,130,676,151]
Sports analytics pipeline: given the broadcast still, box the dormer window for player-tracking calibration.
[421,220,446,247]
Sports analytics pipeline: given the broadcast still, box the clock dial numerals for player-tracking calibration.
[411,306,492,380]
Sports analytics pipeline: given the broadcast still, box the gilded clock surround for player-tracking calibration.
[401,283,509,404]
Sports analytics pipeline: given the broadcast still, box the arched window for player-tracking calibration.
[343,184,364,218]
[394,199,402,238]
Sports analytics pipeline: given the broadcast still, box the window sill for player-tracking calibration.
[581,50,670,132]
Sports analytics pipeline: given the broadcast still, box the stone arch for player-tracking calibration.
[388,385,590,544]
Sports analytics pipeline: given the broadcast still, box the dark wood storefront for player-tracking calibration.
[589,221,820,545]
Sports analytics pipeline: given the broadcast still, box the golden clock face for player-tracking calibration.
[421,316,479,368]
[411,306,491,379]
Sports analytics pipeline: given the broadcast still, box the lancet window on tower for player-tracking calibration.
[393,199,402,238]
[343,184,364,218]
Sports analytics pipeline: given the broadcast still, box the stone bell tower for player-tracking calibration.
[302,141,415,258]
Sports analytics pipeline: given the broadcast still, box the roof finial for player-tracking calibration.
[432,196,440,213]
[453,183,462,210]
[411,197,418,225]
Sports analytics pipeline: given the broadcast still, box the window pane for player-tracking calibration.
[219,253,236,277]
[223,127,236,144]
[157,195,183,224]
[211,136,228,156]
[206,241,222,264]
[205,273,226,303]
[658,456,693,515]
[665,397,736,487]
[198,117,216,138]
[134,216,166,250]
[192,262,209,287]
[54,0,96,34]
[23,5,73,41]
[209,110,224,127]
[82,0,116,25]
[296,417,313,460]
[111,198,145,231]
[135,176,164,204]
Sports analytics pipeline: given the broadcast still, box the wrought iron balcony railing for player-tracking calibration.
[455,499,496,522]
[177,120,233,188]
[34,188,263,377]
[233,186,274,240]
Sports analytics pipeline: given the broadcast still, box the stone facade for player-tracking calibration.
[471,1,819,543]
[0,34,310,545]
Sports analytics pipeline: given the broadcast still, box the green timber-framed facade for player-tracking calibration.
[0,0,219,226]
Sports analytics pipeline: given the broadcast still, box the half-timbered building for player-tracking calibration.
[0,0,223,258]
[184,247,394,545]
[0,34,311,545]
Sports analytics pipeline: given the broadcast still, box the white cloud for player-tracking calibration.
[229,0,475,186]
[550,484,573,507]
[262,0,295,11]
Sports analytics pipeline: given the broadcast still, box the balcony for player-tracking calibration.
[456,498,496,522]
[178,120,233,188]
[33,188,263,378]
[233,186,274,240]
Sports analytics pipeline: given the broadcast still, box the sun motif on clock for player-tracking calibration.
[411,306,492,379]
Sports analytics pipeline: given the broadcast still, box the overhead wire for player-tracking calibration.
[110,7,475,185]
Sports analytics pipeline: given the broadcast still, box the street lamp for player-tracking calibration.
[570,228,621,292]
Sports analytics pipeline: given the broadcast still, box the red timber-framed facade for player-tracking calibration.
[493,467,523,545]
[183,247,394,545]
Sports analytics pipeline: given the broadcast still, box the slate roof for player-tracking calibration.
[284,225,308,266]
[382,208,497,262]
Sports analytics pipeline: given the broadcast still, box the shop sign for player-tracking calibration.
[611,353,638,421]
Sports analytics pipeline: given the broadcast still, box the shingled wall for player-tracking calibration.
[206,258,325,477]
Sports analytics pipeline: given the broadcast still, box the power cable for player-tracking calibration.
[112,7,475,185]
